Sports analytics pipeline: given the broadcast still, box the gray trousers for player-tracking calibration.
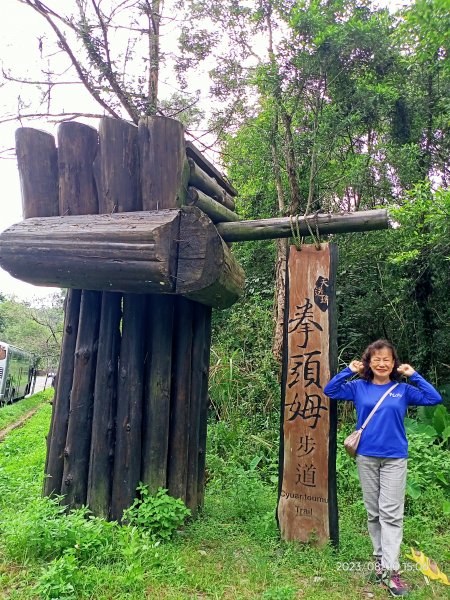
[356,455,408,572]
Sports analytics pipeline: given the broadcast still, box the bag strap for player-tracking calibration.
[359,383,399,432]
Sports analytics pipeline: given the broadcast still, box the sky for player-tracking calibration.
[0,0,408,302]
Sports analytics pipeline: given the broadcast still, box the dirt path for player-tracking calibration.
[0,404,45,443]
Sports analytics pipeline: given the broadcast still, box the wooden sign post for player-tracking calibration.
[277,243,338,546]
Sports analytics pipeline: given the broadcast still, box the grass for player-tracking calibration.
[0,399,449,599]
[0,389,53,431]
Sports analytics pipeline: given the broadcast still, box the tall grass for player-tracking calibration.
[0,385,449,598]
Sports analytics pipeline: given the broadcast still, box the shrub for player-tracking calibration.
[122,485,191,541]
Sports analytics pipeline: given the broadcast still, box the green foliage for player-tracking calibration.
[334,184,450,386]
[0,395,450,598]
[0,388,53,431]
[122,485,191,541]
[0,293,64,371]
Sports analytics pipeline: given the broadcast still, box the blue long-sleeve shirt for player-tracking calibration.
[324,367,442,458]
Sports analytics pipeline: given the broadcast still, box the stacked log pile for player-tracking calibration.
[2,115,390,523]
[11,116,240,518]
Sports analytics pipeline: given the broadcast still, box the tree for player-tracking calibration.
[0,293,64,370]
[3,0,202,127]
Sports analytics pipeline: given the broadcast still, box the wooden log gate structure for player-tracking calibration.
[0,116,390,537]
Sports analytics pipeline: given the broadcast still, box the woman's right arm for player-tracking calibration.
[324,365,359,400]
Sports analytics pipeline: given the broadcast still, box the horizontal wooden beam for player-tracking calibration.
[216,209,390,242]
[0,208,244,309]
[186,187,239,223]
[187,158,236,211]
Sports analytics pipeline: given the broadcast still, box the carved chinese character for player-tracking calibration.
[288,298,323,348]
[296,435,316,457]
[288,350,322,389]
[284,392,328,429]
[295,463,317,487]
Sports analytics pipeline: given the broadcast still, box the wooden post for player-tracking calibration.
[277,243,339,546]
[15,128,59,219]
[186,302,208,513]
[61,290,102,507]
[44,289,82,496]
[167,297,194,502]
[88,117,140,518]
[48,122,100,503]
[141,295,175,493]
[139,116,189,209]
[111,294,147,521]
[87,292,121,518]
[197,306,212,508]
[14,127,60,493]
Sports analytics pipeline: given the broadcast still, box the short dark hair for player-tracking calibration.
[361,339,401,381]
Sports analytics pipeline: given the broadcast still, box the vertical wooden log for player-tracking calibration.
[14,127,59,491]
[88,117,139,518]
[196,307,212,508]
[185,303,208,513]
[277,243,339,546]
[139,115,189,504]
[167,297,194,502]
[61,290,102,507]
[141,296,175,493]
[58,122,99,216]
[15,128,59,218]
[94,117,140,214]
[55,122,100,506]
[87,292,121,518]
[138,116,189,209]
[111,294,147,521]
[44,289,82,495]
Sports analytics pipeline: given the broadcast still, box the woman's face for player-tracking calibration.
[369,347,395,378]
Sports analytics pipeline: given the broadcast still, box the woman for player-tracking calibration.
[324,339,442,597]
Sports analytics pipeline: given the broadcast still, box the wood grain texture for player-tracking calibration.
[15,128,59,219]
[277,243,338,547]
[139,116,188,210]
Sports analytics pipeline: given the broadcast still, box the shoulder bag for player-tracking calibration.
[344,382,399,457]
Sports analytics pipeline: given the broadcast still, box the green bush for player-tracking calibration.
[122,485,191,541]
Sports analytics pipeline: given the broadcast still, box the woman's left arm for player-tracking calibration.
[398,364,443,406]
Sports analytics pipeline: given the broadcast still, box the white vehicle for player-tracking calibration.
[0,342,35,405]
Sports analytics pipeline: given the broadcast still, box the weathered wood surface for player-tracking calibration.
[186,187,239,223]
[0,207,245,309]
[87,116,144,517]
[141,295,175,493]
[0,211,180,293]
[58,123,99,216]
[44,289,82,496]
[15,128,59,219]
[186,141,237,198]
[87,292,121,518]
[186,302,208,513]
[111,294,147,521]
[42,122,101,500]
[167,297,194,502]
[216,209,389,241]
[139,116,189,210]
[15,127,60,488]
[94,117,140,214]
[176,208,245,308]
[277,243,338,546]
[61,290,102,508]
[187,158,236,211]
[196,306,212,508]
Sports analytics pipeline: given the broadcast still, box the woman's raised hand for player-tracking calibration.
[397,363,416,377]
[349,360,364,374]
